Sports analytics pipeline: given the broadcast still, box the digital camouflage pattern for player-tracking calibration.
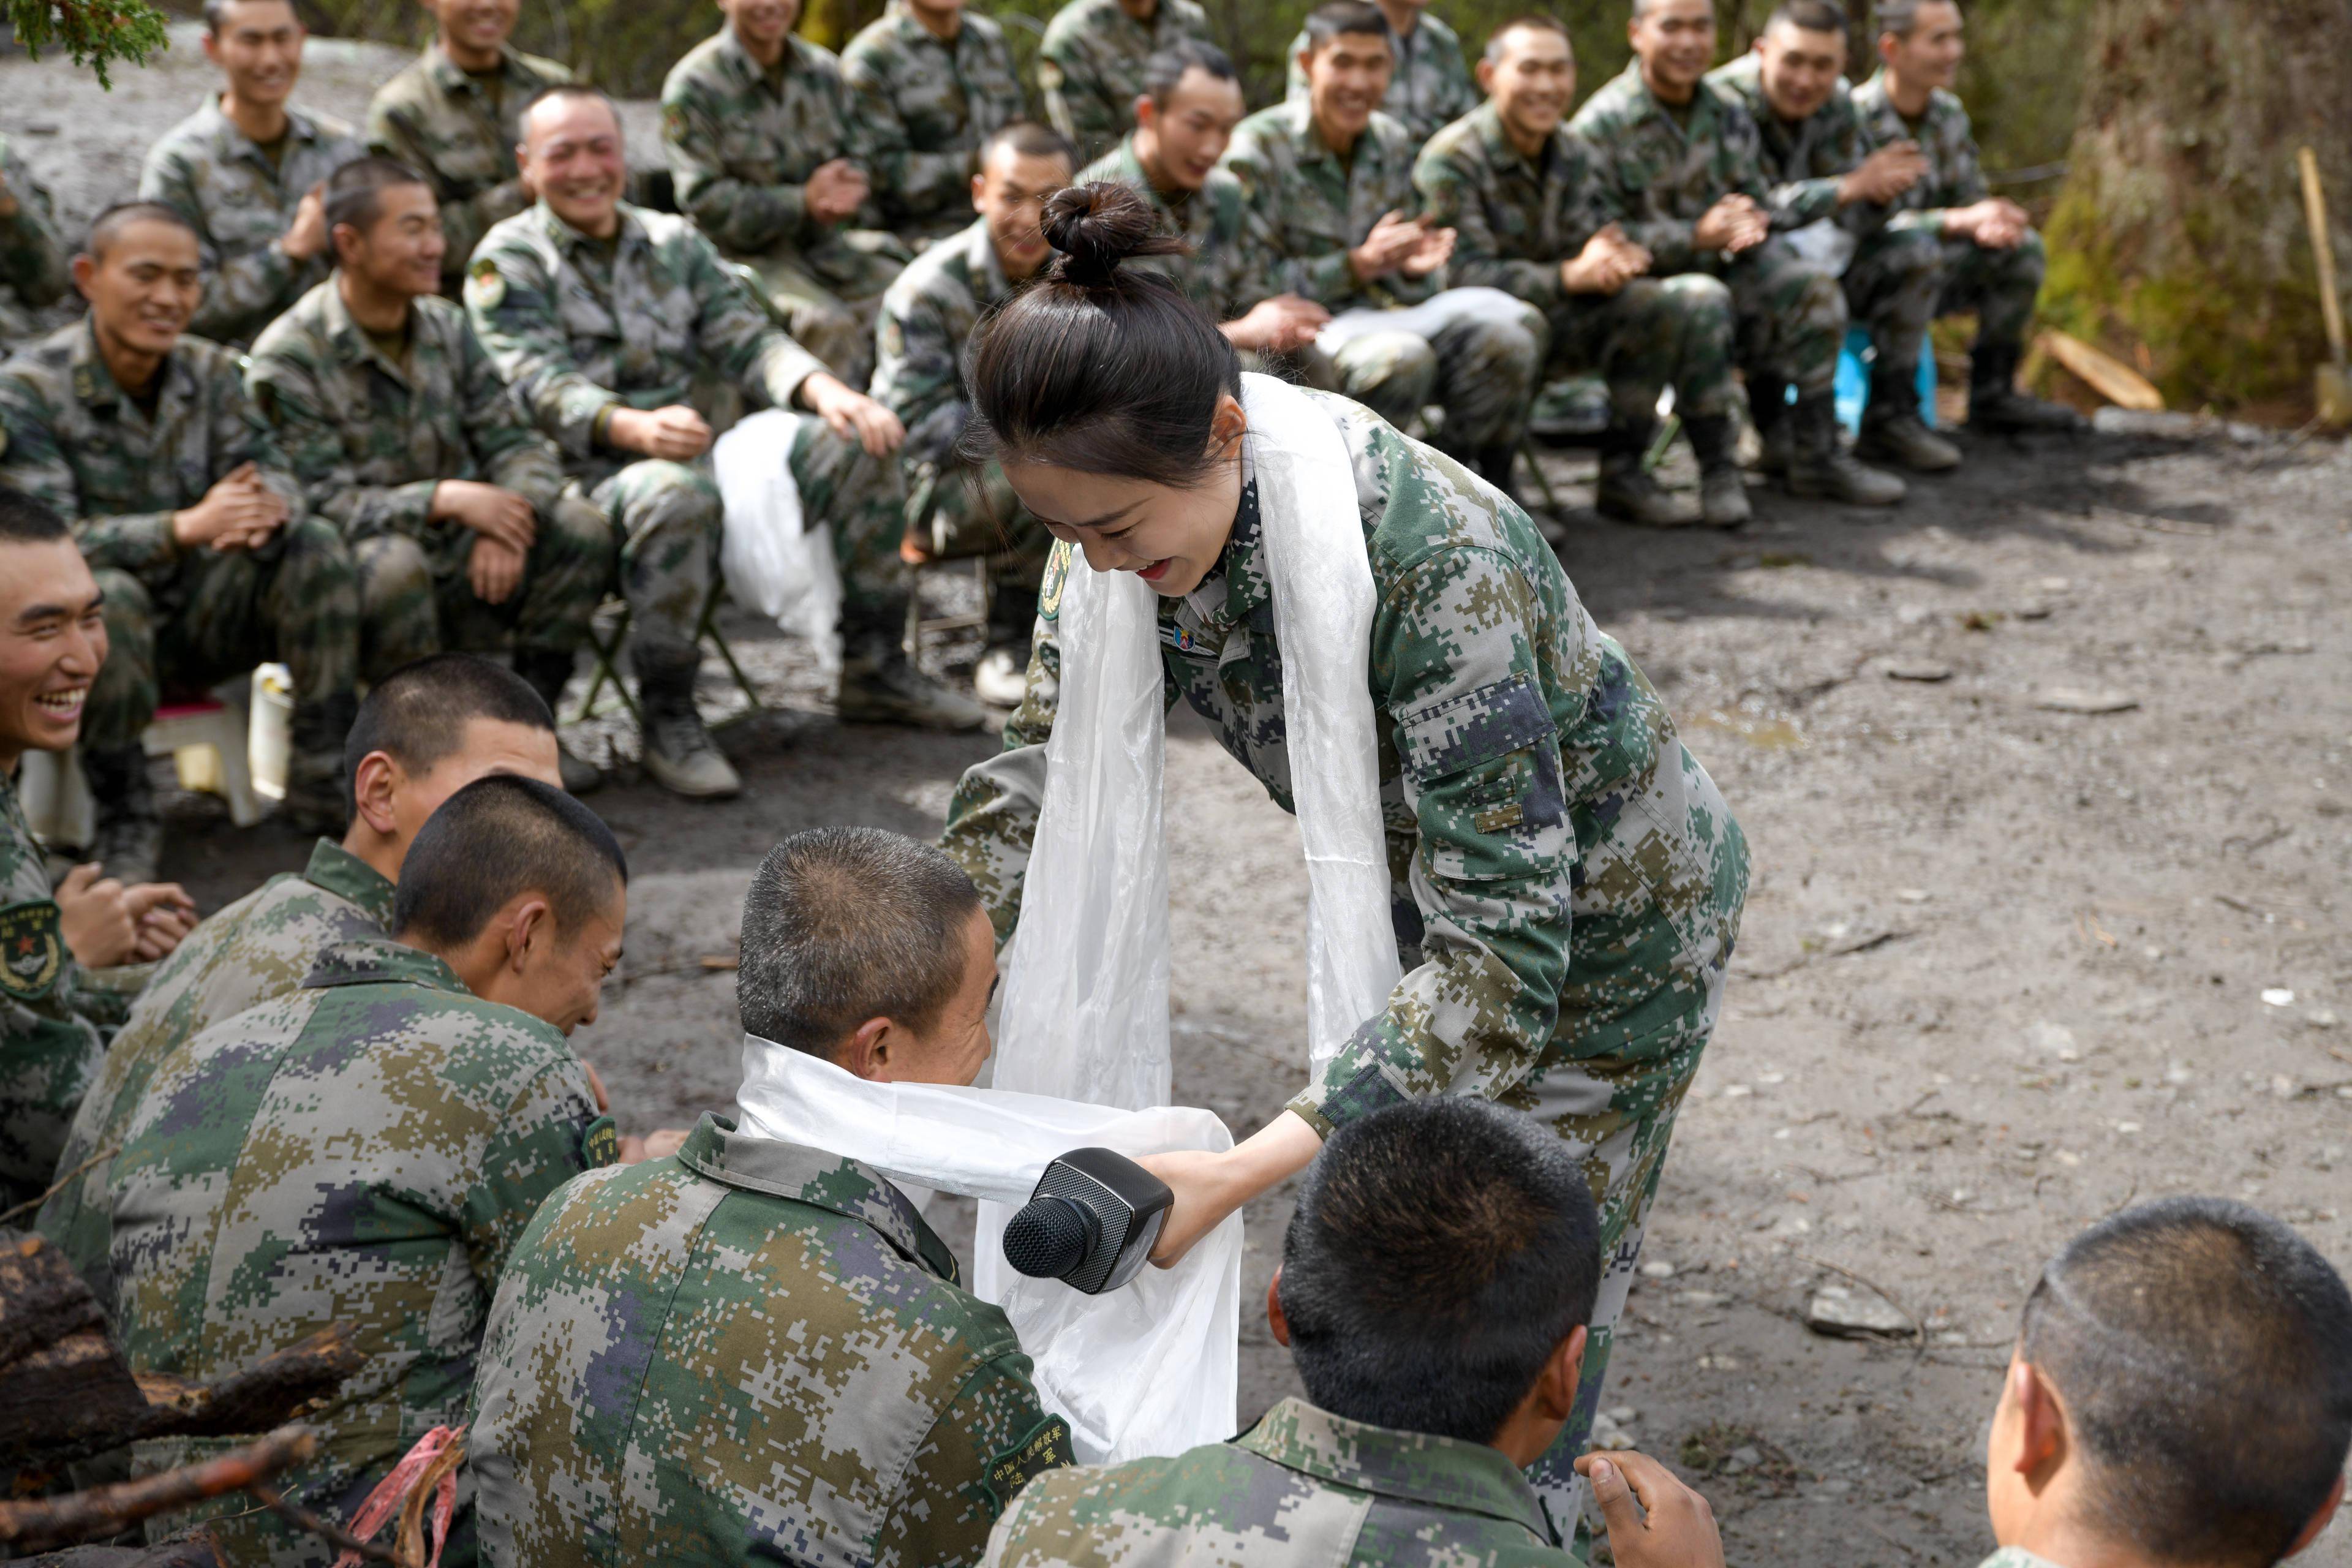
[842,3,1028,243]
[108,933,607,1568]
[660,27,910,382]
[943,392,1749,1534]
[36,837,394,1315]
[1569,62,1845,395]
[1038,0,1213,165]
[1414,102,1738,424]
[247,280,613,679]
[983,1396,1572,1567]
[366,45,575,295]
[0,133,70,349]
[0,318,360,754]
[469,1114,1073,1568]
[138,96,368,347]
[1079,136,1253,322]
[1283,10,1479,148]
[467,199,909,655]
[0,771,123,1216]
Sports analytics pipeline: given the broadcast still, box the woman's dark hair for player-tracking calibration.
[960,181,1242,488]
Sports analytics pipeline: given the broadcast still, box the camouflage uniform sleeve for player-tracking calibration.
[1036,32,1115,165]
[687,233,826,412]
[0,143,69,310]
[845,43,971,227]
[1931,99,1989,210]
[0,797,110,1213]
[461,318,568,516]
[940,556,1061,947]
[459,1056,606,1301]
[211,355,306,521]
[873,1351,1072,1568]
[663,82,806,257]
[869,277,964,467]
[466,242,622,460]
[1416,140,1560,305]
[1221,126,1357,307]
[1430,29,1480,137]
[246,337,440,541]
[139,143,306,349]
[0,366,182,579]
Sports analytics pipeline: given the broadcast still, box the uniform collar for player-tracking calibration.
[190,91,327,165]
[302,837,398,929]
[955,217,1017,306]
[886,0,963,49]
[537,199,649,257]
[301,931,472,995]
[676,1112,963,1284]
[1283,99,1359,167]
[68,317,189,417]
[1471,100,1564,178]
[318,277,421,386]
[718,25,804,86]
[1236,1398,1550,1535]
[1183,475,1268,634]
[425,40,525,94]
[1618,58,1727,143]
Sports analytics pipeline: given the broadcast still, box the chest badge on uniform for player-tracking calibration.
[466,257,507,311]
[0,899,67,1001]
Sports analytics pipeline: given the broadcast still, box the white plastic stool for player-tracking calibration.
[145,694,263,828]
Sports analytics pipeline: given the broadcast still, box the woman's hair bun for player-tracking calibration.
[1042,181,1186,287]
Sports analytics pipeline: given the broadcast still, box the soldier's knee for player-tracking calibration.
[1346,331,1438,407]
[1796,271,1850,335]
[352,535,432,611]
[543,491,622,573]
[611,460,723,535]
[277,514,360,591]
[2011,227,2048,283]
[92,568,151,633]
[1661,273,1734,328]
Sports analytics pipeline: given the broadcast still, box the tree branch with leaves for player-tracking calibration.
[8,0,171,88]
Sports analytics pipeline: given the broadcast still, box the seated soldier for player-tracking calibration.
[842,0,1028,246]
[139,0,368,349]
[662,0,910,385]
[1038,0,1212,165]
[1283,0,1477,146]
[1419,15,1749,528]
[982,1097,1725,1568]
[0,134,70,352]
[1854,0,2081,435]
[469,87,985,801]
[469,826,1072,1568]
[1078,40,1329,366]
[0,202,361,883]
[872,122,1072,709]
[247,157,614,790]
[1224,1,1545,500]
[1981,1199,2350,1568]
[1572,0,1906,507]
[107,774,630,1568]
[1708,1,1953,473]
[37,652,565,1313]
[367,0,572,298]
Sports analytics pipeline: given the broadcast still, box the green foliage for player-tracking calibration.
[7,0,172,88]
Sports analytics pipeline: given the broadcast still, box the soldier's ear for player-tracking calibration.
[1265,1267,1290,1346]
[72,253,98,303]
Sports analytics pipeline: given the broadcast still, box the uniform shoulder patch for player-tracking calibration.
[581,1113,620,1168]
[1037,540,1071,622]
[982,1413,1074,1515]
[466,255,507,311]
[0,899,67,1001]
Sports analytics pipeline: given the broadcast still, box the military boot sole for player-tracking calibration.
[835,681,992,733]
[1596,490,1705,528]
[1856,424,1963,472]
[1698,473,1753,529]
[642,745,742,800]
[1787,464,1907,507]
[557,745,605,796]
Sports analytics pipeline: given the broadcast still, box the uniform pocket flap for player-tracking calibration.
[1398,671,1557,782]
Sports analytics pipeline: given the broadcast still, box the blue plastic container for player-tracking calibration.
[1810,326,1937,432]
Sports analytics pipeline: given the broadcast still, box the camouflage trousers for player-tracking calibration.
[1719,238,1847,396]
[1849,227,2045,377]
[1302,288,1545,451]
[352,486,617,683]
[1543,273,1739,429]
[86,517,360,753]
[1934,227,2045,351]
[907,457,1053,645]
[739,232,911,390]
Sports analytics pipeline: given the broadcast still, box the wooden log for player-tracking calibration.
[2038,330,2166,411]
[0,1428,315,1556]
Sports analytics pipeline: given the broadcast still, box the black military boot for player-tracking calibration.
[81,743,161,886]
[1787,392,1907,507]
[1594,423,1700,528]
[1747,373,1792,476]
[1682,414,1752,529]
[835,622,990,732]
[633,645,740,800]
[1857,360,1962,472]
[284,691,358,837]
[1968,342,2088,432]
[513,648,603,796]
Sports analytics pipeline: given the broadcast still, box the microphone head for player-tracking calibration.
[1003,1194,1096,1280]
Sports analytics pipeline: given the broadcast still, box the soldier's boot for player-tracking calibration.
[1856,361,1962,472]
[634,648,740,801]
[1474,444,1534,513]
[81,744,161,887]
[835,628,990,731]
[513,649,604,796]
[1683,414,1752,530]
[284,692,358,836]
[1967,342,2087,433]
[1787,392,1907,508]
[1747,373,1793,476]
[1595,426,1702,529]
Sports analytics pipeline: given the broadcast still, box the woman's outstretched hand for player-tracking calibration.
[1136,1109,1325,1267]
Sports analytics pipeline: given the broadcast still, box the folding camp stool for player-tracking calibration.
[571,585,766,730]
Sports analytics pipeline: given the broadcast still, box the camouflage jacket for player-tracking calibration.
[366,44,576,293]
[0,133,70,346]
[247,278,570,542]
[1283,12,1478,148]
[1566,61,1776,276]
[0,769,122,1216]
[1220,100,1434,311]
[982,1396,1570,1567]
[1852,70,1988,233]
[841,2,1028,239]
[1039,0,1213,166]
[1412,102,1610,309]
[1705,55,1870,232]
[465,200,824,470]
[469,1112,1072,1568]
[943,392,1748,1137]
[37,837,394,1314]
[661,27,870,260]
[870,216,1010,469]
[109,932,609,1568]
[1079,135,1253,321]
[0,317,304,593]
[138,95,368,347]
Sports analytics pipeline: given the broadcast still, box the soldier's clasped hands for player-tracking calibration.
[171,461,290,552]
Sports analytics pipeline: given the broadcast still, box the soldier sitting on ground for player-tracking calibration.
[140,0,368,350]
[982,1098,1725,1568]
[37,652,567,1314]
[367,0,573,297]
[1419,15,1751,528]
[469,88,984,801]
[1224,0,1545,502]
[1977,1199,2351,1568]
[662,0,910,385]
[1283,0,1476,147]
[1854,0,2082,435]
[469,826,1072,1568]
[872,121,1072,709]
[0,135,70,353]
[843,0,1029,246]
[1038,0,1212,166]
[247,157,614,791]
[0,202,361,883]
[105,774,638,1568]
[1572,0,1907,508]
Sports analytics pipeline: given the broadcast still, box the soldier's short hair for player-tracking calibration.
[1482,13,1572,66]
[520,83,624,143]
[83,202,197,263]
[2018,1199,2352,1568]
[979,120,1077,175]
[1277,1098,1601,1444]
[736,827,984,1060]
[392,774,627,945]
[341,654,555,815]
[325,156,431,238]
[1300,0,1393,58]
[1874,0,1953,38]
[1770,0,1849,32]
[200,0,296,35]
[0,491,71,547]
[1141,37,1237,105]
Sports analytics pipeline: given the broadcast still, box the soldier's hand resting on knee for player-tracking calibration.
[797,372,905,458]
[606,405,715,462]
[1562,224,1651,295]
[432,480,538,553]
[172,461,288,552]
[469,536,527,605]
[1223,294,1329,353]
[1839,140,1927,207]
[1944,197,2030,250]
[803,159,871,225]
[1574,1451,1725,1568]
[1692,194,1768,257]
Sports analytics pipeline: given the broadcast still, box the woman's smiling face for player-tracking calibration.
[1002,396,1249,600]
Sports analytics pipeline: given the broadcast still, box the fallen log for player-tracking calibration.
[0,1428,314,1556]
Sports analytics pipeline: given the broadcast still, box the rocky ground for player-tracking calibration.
[11,37,2352,1568]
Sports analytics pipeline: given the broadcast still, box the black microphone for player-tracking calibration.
[1003,1147,1174,1295]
